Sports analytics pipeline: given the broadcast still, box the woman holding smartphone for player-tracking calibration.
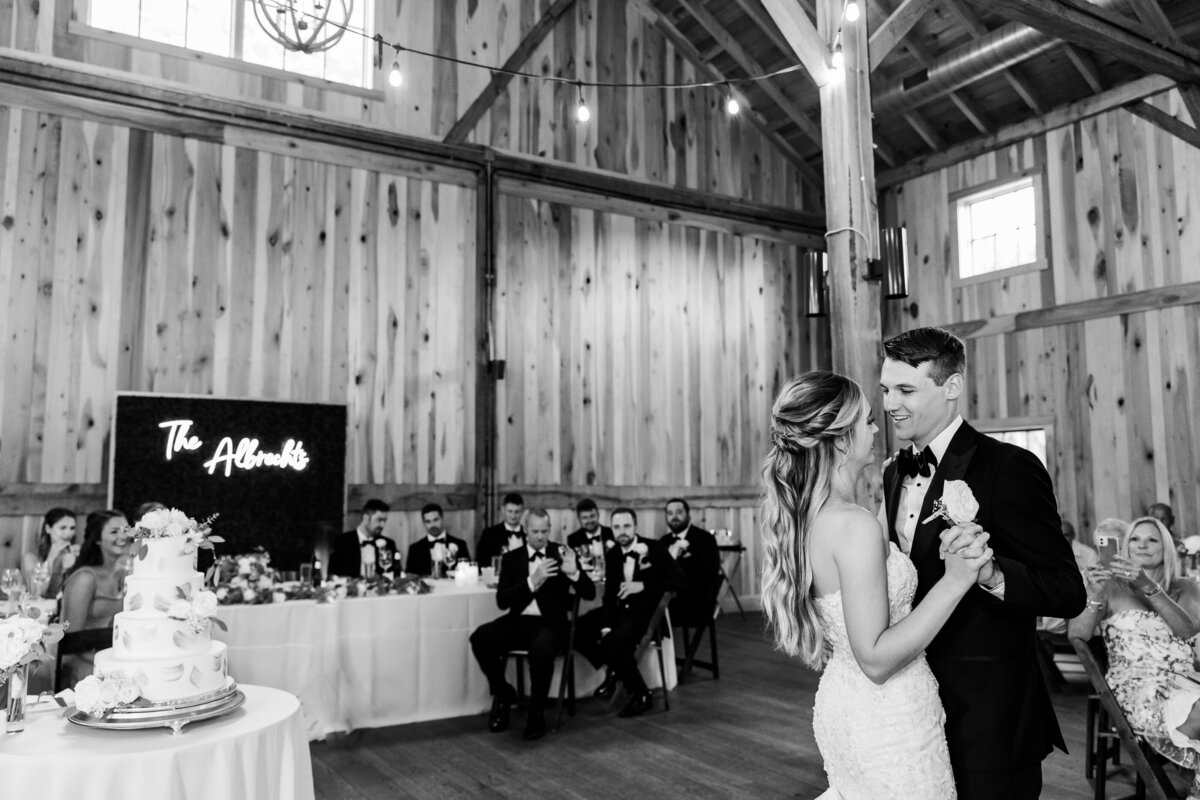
[1070,516,1200,794]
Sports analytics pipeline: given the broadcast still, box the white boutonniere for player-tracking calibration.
[448,543,459,556]
[922,480,980,525]
[605,540,615,550]
[375,538,388,550]
[633,542,648,556]
[1183,536,1200,556]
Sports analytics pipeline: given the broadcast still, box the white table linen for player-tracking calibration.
[0,684,313,800]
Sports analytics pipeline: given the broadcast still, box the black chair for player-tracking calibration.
[503,592,582,730]
[676,571,723,682]
[1071,636,1182,800]
[54,627,113,691]
[629,591,674,712]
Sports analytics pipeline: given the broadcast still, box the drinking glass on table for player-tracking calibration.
[300,563,314,586]
[28,561,51,599]
[1,567,25,613]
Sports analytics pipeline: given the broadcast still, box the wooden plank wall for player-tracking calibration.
[881,88,1200,542]
[493,193,831,603]
[0,109,478,567]
[1,0,817,210]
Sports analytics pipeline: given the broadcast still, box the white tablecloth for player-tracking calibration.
[0,684,313,800]
[215,580,676,739]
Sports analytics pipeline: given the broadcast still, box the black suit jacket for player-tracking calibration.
[329,531,399,578]
[405,534,471,576]
[495,543,596,637]
[601,536,684,628]
[661,525,719,625]
[567,525,615,551]
[476,524,524,568]
[883,420,1086,773]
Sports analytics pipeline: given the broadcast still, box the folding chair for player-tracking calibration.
[631,591,674,711]
[677,571,723,682]
[503,592,582,731]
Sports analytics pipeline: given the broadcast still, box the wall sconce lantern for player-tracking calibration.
[800,250,828,317]
[872,226,909,299]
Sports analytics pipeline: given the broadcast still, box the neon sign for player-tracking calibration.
[158,420,310,477]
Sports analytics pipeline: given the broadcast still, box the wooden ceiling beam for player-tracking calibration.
[940,0,1048,115]
[1125,0,1200,127]
[869,0,939,71]
[760,0,834,87]
[1126,99,1200,152]
[629,0,825,186]
[676,0,825,147]
[877,73,1173,187]
[966,0,1200,84]
[1063,44,1107,93]
[867,0,991,133]
[904,110,946,150]
[443,0,577,145]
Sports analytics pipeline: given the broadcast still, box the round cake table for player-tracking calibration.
[0,684,314,800]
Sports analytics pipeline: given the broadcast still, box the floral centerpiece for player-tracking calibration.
[133,508,223,555]
[1,606,64,731]
[70,670,145,718]
[214,551,277,605]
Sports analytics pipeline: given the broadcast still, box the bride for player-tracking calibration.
[761,371,990,799]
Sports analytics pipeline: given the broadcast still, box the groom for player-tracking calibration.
[879,327,1086,800]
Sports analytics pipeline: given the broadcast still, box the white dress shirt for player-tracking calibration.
[523,545,545,616]
[892,416,963,555]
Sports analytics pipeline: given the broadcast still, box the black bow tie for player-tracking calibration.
[897,446,937,479]
[429,536,446,544]
[529,550,545,562]
[623,550,638,561]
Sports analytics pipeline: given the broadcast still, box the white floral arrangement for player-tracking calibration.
[133,508,223,555]
[70,671,145,718]
[1182,536,1200,556]
[923,480,980,526]
[432,542,460,563]
[0,607,63,682]
[166,588,226,634]
[633,542,649,556]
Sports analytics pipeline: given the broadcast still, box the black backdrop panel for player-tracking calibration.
[110,394,347,568]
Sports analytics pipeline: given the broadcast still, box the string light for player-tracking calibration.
[845,1,860,22]
[831,44,845,71]
[575,84,591,124]
[388,45,402,87]
[726,96,741,116]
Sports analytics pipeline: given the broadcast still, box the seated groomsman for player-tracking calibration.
[329,499,399,578]
[476,492,526,568]
[575,507,683,718]
[406,503,471,576]
[566,498,615,552]
[661,498,720,627]
[470,508,595,741]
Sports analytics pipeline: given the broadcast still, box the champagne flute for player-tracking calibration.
[1,567,25,614]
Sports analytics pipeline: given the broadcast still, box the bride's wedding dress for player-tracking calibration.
[812,542,956,799]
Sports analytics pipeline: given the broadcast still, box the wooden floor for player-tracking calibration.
[310,613,1176,799]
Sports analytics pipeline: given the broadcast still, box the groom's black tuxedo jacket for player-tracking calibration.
[883,420,1086,774]
[495,543,596,637]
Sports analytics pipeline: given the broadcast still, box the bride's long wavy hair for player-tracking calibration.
[761,370,867,669]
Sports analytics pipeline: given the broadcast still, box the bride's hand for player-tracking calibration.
[943,533,992,588]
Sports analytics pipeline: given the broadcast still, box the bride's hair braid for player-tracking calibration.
[760,370,866,669]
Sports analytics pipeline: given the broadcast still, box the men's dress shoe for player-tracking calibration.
[488,694,513,733]
[593,673,618,699]
[618,691,652,718]
[523,710,547,741]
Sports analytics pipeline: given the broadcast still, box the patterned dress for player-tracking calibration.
[1103,609,1200,776]
[812,542,956,800]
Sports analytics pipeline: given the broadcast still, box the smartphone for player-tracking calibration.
[1096,534,1119,567]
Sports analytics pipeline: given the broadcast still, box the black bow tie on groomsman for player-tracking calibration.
[529,550,546,563]
[896,446,938,479]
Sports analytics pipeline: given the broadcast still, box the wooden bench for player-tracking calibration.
[1070,636,1183,800]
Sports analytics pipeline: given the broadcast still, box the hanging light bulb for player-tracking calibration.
[388,59,402,87]
[575,84,590,123]
[726,96,741,115]
[831,43,845,71]
[845,1,860,22]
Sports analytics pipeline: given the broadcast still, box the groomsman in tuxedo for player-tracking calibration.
[405,503,471,576]
[879,327,1085,800]
[566,498,615,552]
[660,498,720,628]
[329,499,399,578]
[575,507,683,717]
[476,492,525,568]
[470,508,595,741]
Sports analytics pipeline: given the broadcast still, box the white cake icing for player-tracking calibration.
[93,533,230,704]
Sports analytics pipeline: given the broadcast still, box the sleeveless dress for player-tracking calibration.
[812,542,956,800]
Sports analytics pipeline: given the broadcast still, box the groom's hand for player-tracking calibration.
[938,524,984,558]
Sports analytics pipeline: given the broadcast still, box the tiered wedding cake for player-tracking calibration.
[93,534,230,703]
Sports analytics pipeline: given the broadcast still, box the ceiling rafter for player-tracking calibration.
[1125,0,1200,126]
[869,0,939,70]
[1126,99,1200,152]
[940,0,1048,115]
[629,0,825,186]
[1063,44,1107,93]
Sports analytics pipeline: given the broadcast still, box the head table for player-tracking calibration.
[213,579,676,740]
[0,684,313,800]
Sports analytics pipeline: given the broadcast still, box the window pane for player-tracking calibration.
[995,230,1019,269]
[90,0,141,36]
[972,236,995,273]
[970,198,997,237]
[326,40,367,86]
[284,49,327,80]
[1013,185,1035,227]
[142,0,188,47]
[243,4,286,70]
[187,1,233,56]
[1017,225,1037,264]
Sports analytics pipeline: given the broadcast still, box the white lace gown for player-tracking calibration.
[812,542,956,800]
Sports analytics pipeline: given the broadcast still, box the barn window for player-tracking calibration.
[951,173,1047,284]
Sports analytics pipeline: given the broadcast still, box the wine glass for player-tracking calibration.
[28,561,51,599]
[1,567,25,614]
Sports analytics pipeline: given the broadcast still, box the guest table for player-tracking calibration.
[214,579,676,739]
[0,684,313,800]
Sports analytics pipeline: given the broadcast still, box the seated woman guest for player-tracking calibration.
[59,509,132,687]
[21,507,78,598]
[1069,516,1200,795]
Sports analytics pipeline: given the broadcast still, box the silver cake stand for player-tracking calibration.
[67,680,244,735]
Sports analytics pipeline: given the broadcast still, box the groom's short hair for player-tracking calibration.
[883,327,965,386]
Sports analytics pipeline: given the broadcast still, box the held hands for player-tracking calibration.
[938,524,994,589]
[618,581,645,599]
